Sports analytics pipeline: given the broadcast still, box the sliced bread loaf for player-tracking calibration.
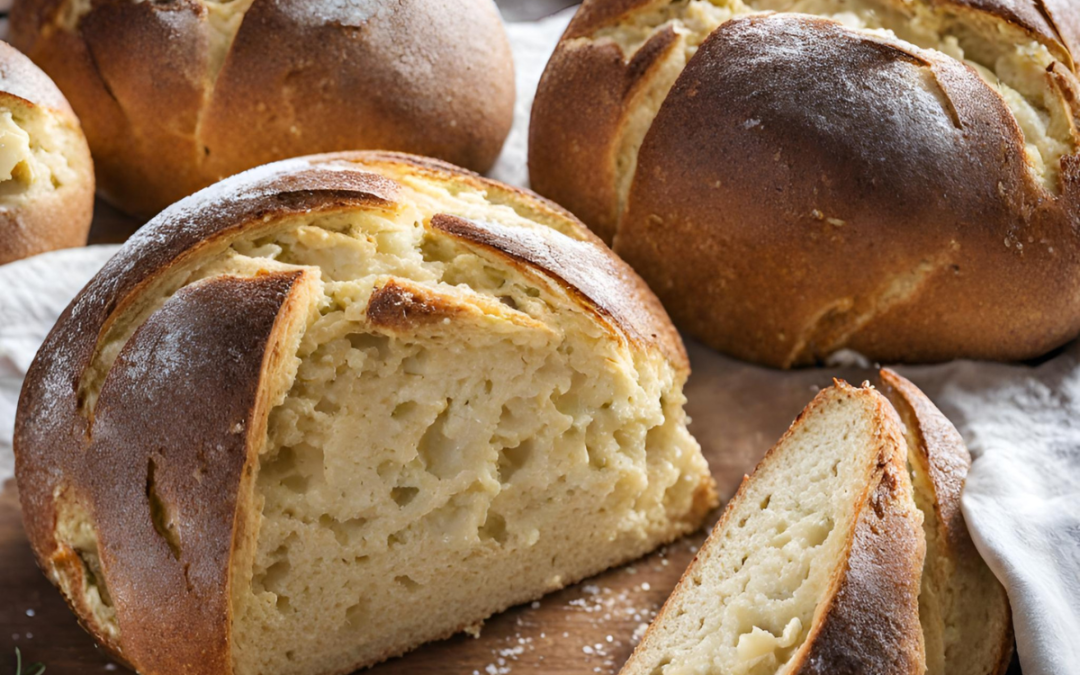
[620,380,927,675]
[14,152,718,675]
[881,369,1013,675]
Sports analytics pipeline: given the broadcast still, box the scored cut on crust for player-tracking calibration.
[530,0,1080,367]
[14,151,717,675]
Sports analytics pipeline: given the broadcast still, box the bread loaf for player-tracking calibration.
[619,373,1013,675]
[530,0,1080,367]
[14,151,717,675]
[11,0,515,218]
[0,40,93,265]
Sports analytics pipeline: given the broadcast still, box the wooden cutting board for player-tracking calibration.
[0,341,1022,674]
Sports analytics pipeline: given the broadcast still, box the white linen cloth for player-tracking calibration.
[0,7,1076,674]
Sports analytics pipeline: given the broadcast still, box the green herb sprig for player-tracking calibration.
[13,648,45,675]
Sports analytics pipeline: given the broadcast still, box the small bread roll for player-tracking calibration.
[0,40,93,265]
[530,0,1080,368]
[15,151,717,675]
[11,0,515,218]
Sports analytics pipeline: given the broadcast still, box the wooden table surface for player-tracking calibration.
[0,1,1021,672]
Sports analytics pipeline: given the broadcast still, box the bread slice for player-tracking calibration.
[620,380,926,675]
[880,369,1013,675]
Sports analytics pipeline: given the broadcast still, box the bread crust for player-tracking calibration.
[531,1,1080,367]
[18,270,315,672]
[621,382,925,675]
[0,40,93,264]
[14,151,696,674]
[10,0,514,218]
[880,369,1014,675]
[620,13,1080,367]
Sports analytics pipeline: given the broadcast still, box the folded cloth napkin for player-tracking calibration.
[0,7,1076,675]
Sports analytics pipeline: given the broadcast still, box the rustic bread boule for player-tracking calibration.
[10,0,515,218]
[14,151,717,675]
[881,369,1013,675]
[0,40,93,265]
[620,380,927,675]
[619,372,1013,675]
[530,0,1080,367]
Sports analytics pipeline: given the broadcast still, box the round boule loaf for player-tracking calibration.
[530,0,1080,368]
[10,0,515,218]
[0,40,93,265]
[14,151,717,675]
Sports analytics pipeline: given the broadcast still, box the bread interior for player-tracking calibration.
[0,100,84,202]
[593,0,1075,209]
[626,387,886,675]
[203,0,257,81]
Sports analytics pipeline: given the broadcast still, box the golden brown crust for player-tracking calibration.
[562,0,662,38]
[10,0,514,218]
[616,13,1080,367]
[22,271,312,672]
[787,383,925,675]
[948,0,1078,64]
[14,151,689,674]
[880,370,971,553]
[0,166,95,264]
[0,40,94,264]
[1040,0,1080,59]
[790,434,926,675]
[0,39,77,114]
[529,18,681,244]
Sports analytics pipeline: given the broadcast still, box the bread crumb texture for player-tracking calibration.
[0,101,81,201]
[623,387,886,675]
[590,0,1074,199]
[61,157,712,675]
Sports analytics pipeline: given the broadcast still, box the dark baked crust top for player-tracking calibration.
[616,13,1080,366]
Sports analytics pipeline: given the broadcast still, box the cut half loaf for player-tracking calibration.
[14,152,717,675]
[621,380,928,675]
[881,369,1013,675]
